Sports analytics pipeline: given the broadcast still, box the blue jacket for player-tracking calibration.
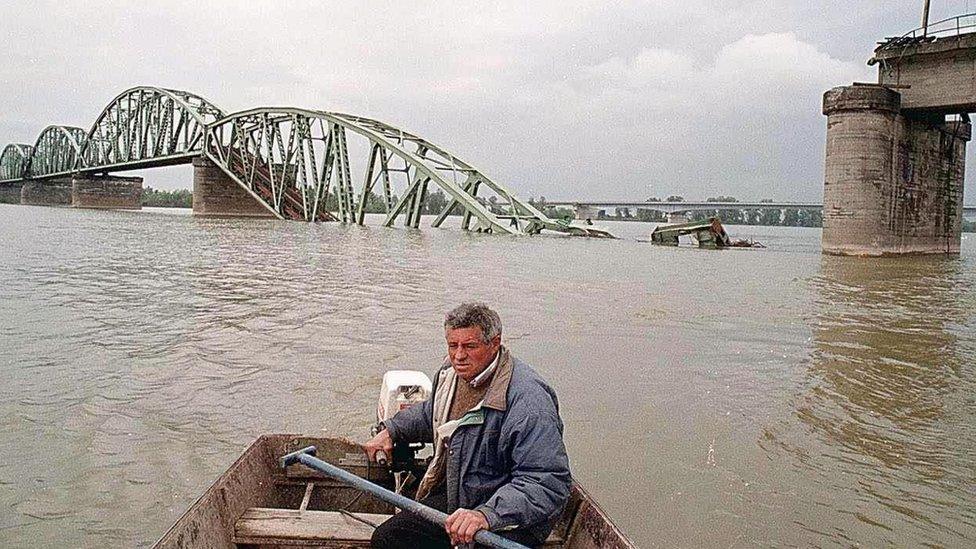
[384,352,572,545]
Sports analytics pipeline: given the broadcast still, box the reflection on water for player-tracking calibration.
[1,205,975,547]
[790,255,976,545]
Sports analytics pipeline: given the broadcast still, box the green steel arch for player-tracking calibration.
[0,87,609,236]
[27,125,87,178]
[0,144,33,181]
[78,86,224,172]
[203,107,605,235]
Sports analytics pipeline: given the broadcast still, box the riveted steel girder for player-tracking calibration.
[28,126,87,178]
[203,107,602,235]
[2,86,224,183]
[0,144,33,181]
[78,86,224,173]
[0,87,610,236]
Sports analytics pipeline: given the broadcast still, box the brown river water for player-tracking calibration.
[1,203,975,548]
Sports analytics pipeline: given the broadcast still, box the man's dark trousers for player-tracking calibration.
[370,489,538,548]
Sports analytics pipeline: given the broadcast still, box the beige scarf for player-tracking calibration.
[414,347,512,501]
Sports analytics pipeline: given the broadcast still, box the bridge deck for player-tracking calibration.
[542,201,976,217]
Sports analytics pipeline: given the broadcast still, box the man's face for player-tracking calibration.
[446,326,501,381]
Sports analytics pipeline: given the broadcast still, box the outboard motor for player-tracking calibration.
[376,370,432,428]
[373,370,432,492]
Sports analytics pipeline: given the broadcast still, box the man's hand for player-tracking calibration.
[445,508,489,545]
[362,429,392,462]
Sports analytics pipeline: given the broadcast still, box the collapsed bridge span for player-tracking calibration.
[0,86,608,237]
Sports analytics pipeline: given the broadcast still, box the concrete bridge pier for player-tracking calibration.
[192,157,275,218]
[72,175,142,209]
[0,183,22,204]
[822,85,969,255]
[21,179,73,206]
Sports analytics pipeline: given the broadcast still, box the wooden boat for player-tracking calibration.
[153,433,635,549]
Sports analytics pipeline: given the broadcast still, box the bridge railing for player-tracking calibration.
[875,12,976,55]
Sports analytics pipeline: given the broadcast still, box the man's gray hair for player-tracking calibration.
[444,303,502,343]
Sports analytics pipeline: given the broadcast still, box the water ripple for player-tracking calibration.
[1,207,975,547]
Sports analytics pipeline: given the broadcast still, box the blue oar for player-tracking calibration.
[280,446,529,549]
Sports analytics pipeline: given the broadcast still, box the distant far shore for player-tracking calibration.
[135,189,976,233]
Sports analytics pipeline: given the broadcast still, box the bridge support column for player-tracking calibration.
[192,157,276,218]
[21,179,72,206]
[0,183,22,204]
[822,85,969,256]
[71,175,142,209]
[575,205,599,221]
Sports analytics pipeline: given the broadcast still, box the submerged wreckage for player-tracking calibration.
[648,217,764,249]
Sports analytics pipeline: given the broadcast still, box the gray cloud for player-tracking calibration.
[1,1,973,201]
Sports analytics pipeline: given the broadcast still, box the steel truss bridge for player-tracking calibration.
[546,201,976,218]
[0,86,608,237]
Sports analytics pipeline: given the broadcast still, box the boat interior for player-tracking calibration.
[153,434,629,549]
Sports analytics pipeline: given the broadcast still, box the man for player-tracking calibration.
[364,303,571,548]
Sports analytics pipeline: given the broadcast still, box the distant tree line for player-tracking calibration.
[330,189,451,215]
[142,187,192,208]
[134,187,976,232]
[529,195,824,227]
[526,197,575,221]
[683,196,823,227]
[136,188,454,215]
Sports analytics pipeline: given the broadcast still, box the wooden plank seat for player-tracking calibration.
[234,508,389,547]
[232,507,566,547]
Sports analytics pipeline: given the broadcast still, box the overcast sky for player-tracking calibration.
[1,1,974,201]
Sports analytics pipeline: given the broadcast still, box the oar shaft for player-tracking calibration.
[280,447,528,549]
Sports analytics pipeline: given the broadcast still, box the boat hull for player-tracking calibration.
[153,434,635,548]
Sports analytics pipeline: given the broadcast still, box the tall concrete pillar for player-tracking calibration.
[0,183,22,204]
[822,85,969,255]
[192,157,275,218]
[21,179,73,206]
[71,175,142,209]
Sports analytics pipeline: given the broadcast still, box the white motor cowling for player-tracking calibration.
[374,371,432,487]
[377,370,432,425]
